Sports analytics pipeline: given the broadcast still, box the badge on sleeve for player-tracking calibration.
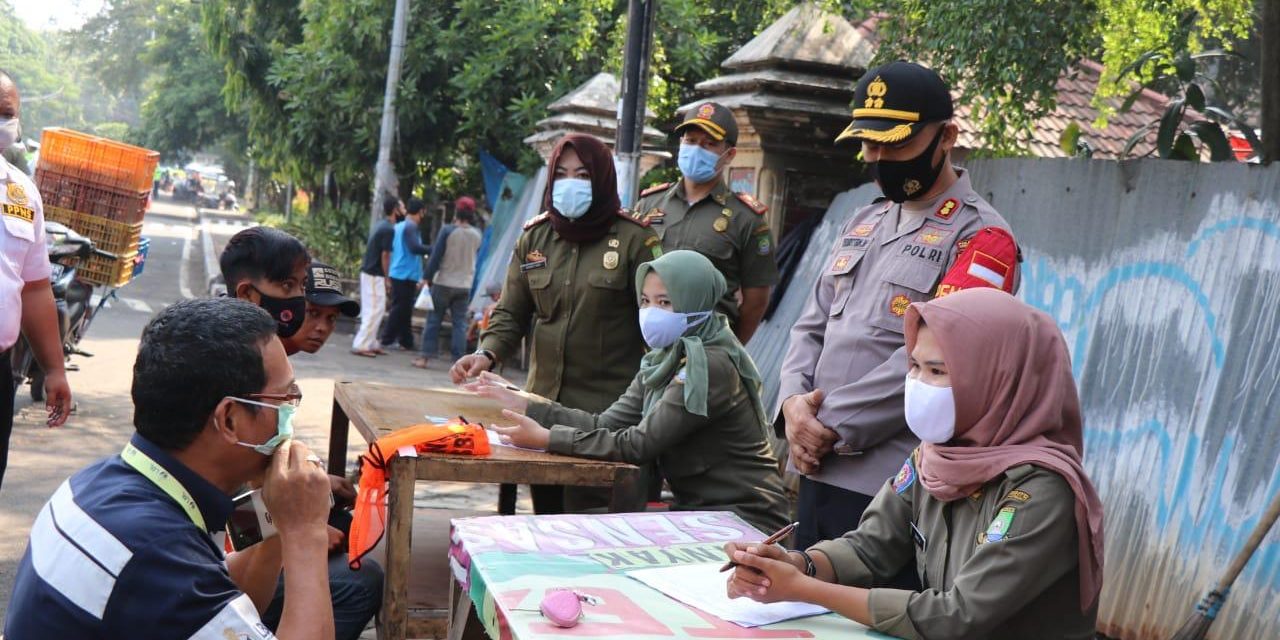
[6,182,28,206]
[984,506,1016,542]
[755,235,771,255]
[892,457,916,494]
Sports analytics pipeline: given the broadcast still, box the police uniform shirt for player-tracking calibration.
[4,434,276,640]
[775,169,1019,497]
[1,157,51,351]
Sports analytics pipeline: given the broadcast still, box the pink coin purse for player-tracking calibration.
[539,589,596,627]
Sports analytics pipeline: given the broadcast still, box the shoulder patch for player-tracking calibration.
[524,212,550,230]
[640,182,674,198]
[935,198,959,221]
[735,192,767,215]
[615,210,650,227]
[983,506,1016,543]
[1005,489,1031,502]
[892,456,917,494]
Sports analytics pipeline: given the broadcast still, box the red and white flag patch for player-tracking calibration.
[967,251,1010,289]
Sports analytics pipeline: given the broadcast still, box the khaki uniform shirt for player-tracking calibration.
[633,181,779,324]
[480,213,661,413]
[811,453,1097,640]
[776,170,1018,495]
[528,344,791,534]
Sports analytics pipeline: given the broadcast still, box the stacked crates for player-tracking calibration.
[35,128,158,287]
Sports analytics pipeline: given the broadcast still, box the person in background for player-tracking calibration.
[221,226,311,352]
[284,261,360,355]
[475,250,789,533]
[379,198,429,351]
[413,196,482,369]
[450,134,660,513]
[726,289,1104,640]
[4,299,335,639]
[0,69,72,492]
[352,196,401,357]
[632,101,779,344]
[466,283,503,353]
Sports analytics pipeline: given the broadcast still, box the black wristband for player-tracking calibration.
[474,349,496,365]
[790,549,817,577]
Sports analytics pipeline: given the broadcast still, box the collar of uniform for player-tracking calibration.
[127,433,235,533]
[675,178,730,207]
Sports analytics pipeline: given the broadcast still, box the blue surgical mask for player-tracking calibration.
[638,306,713,350]
[677,143,725,184]
[552,178,593,219]
[232,398,296,456]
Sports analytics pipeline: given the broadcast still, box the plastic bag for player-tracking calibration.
[414,286,434,311]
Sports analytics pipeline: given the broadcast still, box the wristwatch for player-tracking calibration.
[789,549,817,577]
[473,349,497,366]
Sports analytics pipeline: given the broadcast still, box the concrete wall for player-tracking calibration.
[748,158,1280,639]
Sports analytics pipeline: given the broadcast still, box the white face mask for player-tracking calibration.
[904,375,956,443]
[551,178,593,219]
[0,118,19,150]
[638,306,712,349]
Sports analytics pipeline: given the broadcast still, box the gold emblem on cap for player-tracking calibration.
[697,103,716,119]
[6,182,28,206]
[603,251,619,270]
[865,75,887,109]
[713,218,729,232]
[608,238,620,248]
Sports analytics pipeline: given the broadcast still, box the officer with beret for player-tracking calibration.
[776,61,1022,578]
[633,101,778,344]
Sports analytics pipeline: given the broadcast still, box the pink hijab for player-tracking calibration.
[904,288,1104,610]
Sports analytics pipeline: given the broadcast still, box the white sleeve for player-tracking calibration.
[21,187,51,282]
[188,593,277,640]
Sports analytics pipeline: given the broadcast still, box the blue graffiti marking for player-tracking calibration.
[1186,217,1280,258]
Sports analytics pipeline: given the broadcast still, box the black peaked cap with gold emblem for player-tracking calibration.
[836,61,953,145]
[675,101,739,147]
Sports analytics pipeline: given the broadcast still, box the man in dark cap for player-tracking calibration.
[776,61,1022,573]
[633,101,778,344]
[283,262,360,355]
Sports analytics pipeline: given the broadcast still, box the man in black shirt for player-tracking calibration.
[351,195,402,356]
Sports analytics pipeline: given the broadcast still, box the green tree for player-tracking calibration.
[0,0,86,135]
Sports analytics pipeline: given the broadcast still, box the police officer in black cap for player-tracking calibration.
[633,101,778,344]
[775,61,1020,574]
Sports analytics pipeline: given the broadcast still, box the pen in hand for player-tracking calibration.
[719,521,799,572]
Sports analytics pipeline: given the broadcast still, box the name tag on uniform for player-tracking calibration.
[521,249,547,272]
[910,521,927,551]
[3,203,35,223]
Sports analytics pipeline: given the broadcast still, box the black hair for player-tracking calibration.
[219,226,310,291]
[132,299,279,450]
[455,208,476,224]
[382,194,401,217]
[406,197,426,215]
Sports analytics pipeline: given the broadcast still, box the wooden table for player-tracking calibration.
[327,382,644,640]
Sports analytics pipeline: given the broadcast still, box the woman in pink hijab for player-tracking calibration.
[725,288,1105,639]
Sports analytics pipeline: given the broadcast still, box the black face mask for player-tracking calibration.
[868,126,947,203]
[253,286,307,338]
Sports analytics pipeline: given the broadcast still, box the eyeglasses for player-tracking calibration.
[245,383,304,408]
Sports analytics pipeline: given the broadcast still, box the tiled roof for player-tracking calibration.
[851,17,1181,159]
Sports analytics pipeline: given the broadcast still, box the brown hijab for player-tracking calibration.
[904,287,1105,610]
[543,134,622,244]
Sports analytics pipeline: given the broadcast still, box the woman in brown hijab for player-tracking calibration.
[448,134,661,511]
[725,287,1105,640]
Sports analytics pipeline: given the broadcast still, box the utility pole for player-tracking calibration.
[615,0,658,208]
[370,0,410,227]
[1262,0,1280,163]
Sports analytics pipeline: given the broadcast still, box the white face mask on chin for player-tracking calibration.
[904,375,956,443]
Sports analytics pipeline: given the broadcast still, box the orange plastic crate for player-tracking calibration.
[78,249,139,288]
[38,128,159,193]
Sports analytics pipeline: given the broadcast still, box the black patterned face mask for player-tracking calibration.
[867,126,946,203]
[254,286,307,338]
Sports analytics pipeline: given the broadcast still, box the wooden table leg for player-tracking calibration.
[327,396,351,477]
[447,576,472,640]
[497,483,517,515]
[607,468,645,513]
[380,456,416,640]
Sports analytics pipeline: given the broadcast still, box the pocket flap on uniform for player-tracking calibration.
[884,260,940,294]
[526,268,553,290]
[588,270,626,290]
[694,235,734,261]
[2,212,36,243]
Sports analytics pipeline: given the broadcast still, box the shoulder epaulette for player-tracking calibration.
[523,212,550,230]
[735,192,767,215]
[615,210,650,227]
[640,182,674,198]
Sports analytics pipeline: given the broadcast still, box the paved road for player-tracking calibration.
[0,197,529,625]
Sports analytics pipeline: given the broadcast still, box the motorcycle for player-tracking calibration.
[9,221,120,404]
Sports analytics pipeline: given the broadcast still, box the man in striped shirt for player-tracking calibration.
[5,299,335,639]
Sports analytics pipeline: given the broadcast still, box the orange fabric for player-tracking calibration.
[347,421,490,568]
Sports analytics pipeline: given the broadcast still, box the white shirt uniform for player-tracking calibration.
[1,158,51,351]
